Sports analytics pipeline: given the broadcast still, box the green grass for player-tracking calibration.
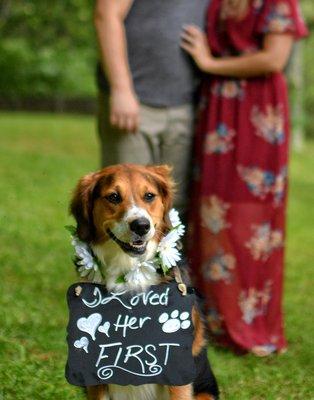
[0,113,313,399]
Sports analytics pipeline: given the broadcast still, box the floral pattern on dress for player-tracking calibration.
[251,105,285,144]
[245,223,284,261]
[273,167,287,205]
[205,123,236,154]
[239,281,272,324]
[202,250,236,284]
[237,165,275,199]
[211,79,246,99]
[201,195,230,234]
[207,308,225,335]
[251,343,277,355]
[237,165,287,205]
[263,2,294,33]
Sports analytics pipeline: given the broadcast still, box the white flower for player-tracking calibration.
[162,228,181,244]
[72,238,96,270]
[77,263,102,283]
[157,230,182,268]
[159,246,181,268]
[168,208,185,238]
[124,261,156,285]
[91,269,103,283]
[71,236,103,282]
[175,224,185,237]
[168,208,182,228]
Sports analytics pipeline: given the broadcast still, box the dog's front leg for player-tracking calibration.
[192,306,207,357]
[169,384,194,400]
[86,385,109,400]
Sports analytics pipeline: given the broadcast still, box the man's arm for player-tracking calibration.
[94,0,139,132]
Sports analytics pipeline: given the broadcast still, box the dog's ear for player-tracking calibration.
[146,164,176,217]
[70,172,100,242]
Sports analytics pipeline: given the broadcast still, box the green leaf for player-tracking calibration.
[161,263,169,276]
[65,224,76,235]
[115,275,126,284]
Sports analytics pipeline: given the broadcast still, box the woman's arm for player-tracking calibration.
[181,25,294,78]
[94,0,139,132]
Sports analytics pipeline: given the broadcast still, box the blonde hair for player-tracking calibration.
[220,0,250,20]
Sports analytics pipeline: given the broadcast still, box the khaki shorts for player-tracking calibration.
[97,92,195,212]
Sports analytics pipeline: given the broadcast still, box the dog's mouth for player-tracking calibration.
[107,229,147,256]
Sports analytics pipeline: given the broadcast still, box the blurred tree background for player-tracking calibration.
[0,0,95,101]
[0,0,313,135]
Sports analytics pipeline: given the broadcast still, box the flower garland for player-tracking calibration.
[66,208,185,285]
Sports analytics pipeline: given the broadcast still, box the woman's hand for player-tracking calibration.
[110,88,140,133]
[180,25,213,71]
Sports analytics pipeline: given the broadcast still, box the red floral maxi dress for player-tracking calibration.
[188,0,308,353]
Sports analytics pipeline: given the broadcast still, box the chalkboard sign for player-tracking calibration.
[65,282,196,387]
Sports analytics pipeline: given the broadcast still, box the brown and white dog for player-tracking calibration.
[70,164,217,400]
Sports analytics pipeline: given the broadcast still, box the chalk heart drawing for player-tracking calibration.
[74,336,89,353]
[98,321,111,337]
[158,310,191,333]
[77,313,102,341]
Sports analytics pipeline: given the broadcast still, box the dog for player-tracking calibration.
[70,164,219,400]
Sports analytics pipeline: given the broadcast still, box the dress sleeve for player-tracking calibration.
[255,0,309,39]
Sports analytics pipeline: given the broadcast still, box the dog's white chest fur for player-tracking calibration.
[92,239,160,291]
[108,384,170,400]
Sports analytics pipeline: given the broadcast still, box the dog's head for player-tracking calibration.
[70,164,175,258]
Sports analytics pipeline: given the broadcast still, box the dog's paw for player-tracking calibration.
[158,310,191,333]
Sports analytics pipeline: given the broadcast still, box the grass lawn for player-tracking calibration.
[0,112,313,399]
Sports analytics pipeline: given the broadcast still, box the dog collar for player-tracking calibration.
[66,208,185,284]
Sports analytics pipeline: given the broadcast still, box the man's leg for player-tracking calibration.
[161,104,194,214]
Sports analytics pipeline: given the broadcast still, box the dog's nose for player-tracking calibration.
[129,218,151,236]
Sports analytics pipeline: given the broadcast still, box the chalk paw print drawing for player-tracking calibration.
[158,310,191,333]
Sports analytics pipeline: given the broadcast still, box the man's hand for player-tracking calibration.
[110,89,140,133]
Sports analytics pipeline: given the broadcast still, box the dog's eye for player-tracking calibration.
[105,192,122,204]
[144,192,156,202]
